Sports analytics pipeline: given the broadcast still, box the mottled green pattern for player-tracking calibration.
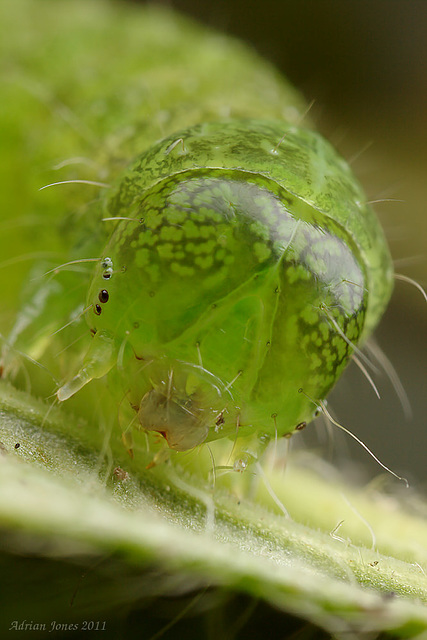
[82,121,373,449]
[108,120,392,337]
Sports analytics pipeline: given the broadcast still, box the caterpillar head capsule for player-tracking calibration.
[57,120,394,453]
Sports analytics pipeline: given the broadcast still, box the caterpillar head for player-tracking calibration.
[57,120,393,452]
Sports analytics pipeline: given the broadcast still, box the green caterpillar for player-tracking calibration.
[0,0,393,463]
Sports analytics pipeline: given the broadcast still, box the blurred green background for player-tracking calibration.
[129,0,427,486]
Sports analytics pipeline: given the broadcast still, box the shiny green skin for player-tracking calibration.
[84,120,393,450]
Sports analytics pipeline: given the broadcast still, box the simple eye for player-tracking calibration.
[94,304,102,315]
[98,289,109,303]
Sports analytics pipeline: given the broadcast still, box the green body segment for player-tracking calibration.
[1,1,394,455]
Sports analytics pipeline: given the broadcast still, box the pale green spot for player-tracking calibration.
[310,354,322,370]
[160,225,184,242]
[300,306,319,326]
[250,220,270,242]
[199,225,213,239]
[253,241,271,262]
[157,243,174,260]
[166,208,186,225]
[332,336,347,359]
[286,264,306,284]
[135,248,150,267]
[199,206,216,220]
[306,253,327,274]
[301,334,311,350]
[171,262,195,277]
[146,209,162,229]
[195,255,214,269]
[194,240,216,255]
[142,231,157,247]
[183,220,199,239]
[319,322,330,340]
[322,347,334,360]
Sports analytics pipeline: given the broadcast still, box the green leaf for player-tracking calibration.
[1,381,427,638]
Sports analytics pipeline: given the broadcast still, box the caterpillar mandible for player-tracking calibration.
[0,0,393,465]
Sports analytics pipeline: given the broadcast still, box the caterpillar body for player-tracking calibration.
[0,0,393,464]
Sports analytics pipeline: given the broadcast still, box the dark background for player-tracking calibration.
[129,0,427,488]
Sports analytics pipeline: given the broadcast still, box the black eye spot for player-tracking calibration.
[90,328,97,336]
[295,422,307,431]
[94,304,102,315]
[98,289,109,303]
[102,271,112,280]
[15,443,20,449]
